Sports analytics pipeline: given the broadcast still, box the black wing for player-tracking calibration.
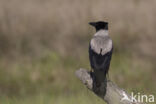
[89,44,113,75]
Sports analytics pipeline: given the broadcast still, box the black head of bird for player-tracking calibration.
[89,21,108,31]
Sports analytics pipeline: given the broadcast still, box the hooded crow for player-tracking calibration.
[89,21,113,86]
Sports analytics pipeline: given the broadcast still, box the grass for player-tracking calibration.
[1,92,105,104]
[0,51,155,104]
[0,0,156,58]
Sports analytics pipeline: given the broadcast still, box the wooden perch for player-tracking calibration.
[75,68,145,104]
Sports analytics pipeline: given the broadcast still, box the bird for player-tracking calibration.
[89,21,113,87]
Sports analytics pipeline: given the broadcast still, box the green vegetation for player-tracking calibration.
[0,51,155,104]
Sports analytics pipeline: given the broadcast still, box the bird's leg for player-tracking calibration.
[91,68,94,72]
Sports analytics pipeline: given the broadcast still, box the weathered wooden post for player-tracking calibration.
[75,68,145,104]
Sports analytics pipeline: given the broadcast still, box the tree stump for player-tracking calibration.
[75,68,145,104]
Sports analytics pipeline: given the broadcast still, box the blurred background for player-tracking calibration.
[0,0,156,104]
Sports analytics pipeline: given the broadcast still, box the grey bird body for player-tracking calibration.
[89,21,113,86]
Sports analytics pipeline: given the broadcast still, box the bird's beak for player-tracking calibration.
[89,22,96,26]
